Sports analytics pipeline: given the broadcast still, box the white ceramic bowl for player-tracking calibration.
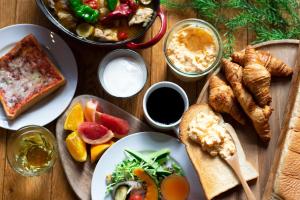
[98,49,148,98]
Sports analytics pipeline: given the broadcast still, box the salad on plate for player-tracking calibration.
[106,148,190,200]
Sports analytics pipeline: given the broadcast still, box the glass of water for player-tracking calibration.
[6,125,58,176]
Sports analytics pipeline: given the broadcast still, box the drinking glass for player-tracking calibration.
[6,125,58,176]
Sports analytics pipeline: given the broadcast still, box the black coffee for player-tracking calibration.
[146,87,185,125]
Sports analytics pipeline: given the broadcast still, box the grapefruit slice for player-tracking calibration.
[95,112,130,138]
[84,99,102,122]
[78,122,114,144]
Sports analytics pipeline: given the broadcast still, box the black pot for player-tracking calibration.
[35,0,167,49]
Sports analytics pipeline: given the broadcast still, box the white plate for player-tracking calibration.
[91,132,204,200]
[0,24,78,130]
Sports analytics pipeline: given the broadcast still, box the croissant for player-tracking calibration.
[231,50,293,77]
[243,45,272,107]
[209,75,246,125]
[222,58,272,142]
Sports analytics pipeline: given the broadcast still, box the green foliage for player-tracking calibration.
[161,0,300,57]
[223,30,235,58]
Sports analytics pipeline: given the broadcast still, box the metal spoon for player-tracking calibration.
[223,123,257,200]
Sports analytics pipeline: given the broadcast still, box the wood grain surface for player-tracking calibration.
[0,0,296,200]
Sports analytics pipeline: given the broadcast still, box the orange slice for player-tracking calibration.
[90,141,114,163]
[64,103,84,131]
[66,131,87,162]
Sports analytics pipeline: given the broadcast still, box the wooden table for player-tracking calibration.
[0,0,262,200]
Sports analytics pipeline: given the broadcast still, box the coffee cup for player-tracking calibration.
[143,81,189,133]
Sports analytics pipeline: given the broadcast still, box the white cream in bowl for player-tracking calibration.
[99,49,147,98]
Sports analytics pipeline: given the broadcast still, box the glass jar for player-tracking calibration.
[164,18,223,81]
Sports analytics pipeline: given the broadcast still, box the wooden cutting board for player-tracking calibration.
[263,43,300,199]
[197,39,300,199]
[56,95,152,200]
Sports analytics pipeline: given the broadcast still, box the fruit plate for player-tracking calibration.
[91,132,204,200]
[56,95,152,200]
[0,24,78,130]
[197,40,299,199]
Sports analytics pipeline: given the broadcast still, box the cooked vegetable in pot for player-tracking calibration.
[45,0,155,41]
[69,0,100,23]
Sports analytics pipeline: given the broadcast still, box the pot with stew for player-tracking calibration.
[36,0,166,48]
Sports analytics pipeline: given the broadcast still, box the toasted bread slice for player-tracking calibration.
[179,104,258,200]
[0,34,65,119]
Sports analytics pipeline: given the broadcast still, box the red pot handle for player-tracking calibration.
[126,7,167,49]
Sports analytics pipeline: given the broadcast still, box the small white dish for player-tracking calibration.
[0,24,78,130]
[143,81,189,132]
[98,49,147,98]
[91,132,204,200]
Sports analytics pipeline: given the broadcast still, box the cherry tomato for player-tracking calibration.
[129,190,144,200]
[129,193,143,200]
[118,31,129,40]
[83,0,99,9]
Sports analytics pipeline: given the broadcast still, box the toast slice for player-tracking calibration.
[0,34,66,119]
[179,104,258,200]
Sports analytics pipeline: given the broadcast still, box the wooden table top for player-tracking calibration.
[0,0,259,200]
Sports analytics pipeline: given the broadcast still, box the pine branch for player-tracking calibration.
[252,26,287,43]
[225,12,258,30]
[223,30,235,58]
[161,0,300,57]
[191,0,221,20]
[224,0,249,9]
[160,0,192,9]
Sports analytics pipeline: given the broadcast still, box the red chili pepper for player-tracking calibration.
[120,0,138,11]
[101,0,138,23]
[83,0,100,10]
[118,31,129,40]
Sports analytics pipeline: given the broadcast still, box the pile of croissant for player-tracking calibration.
[208,45,293,142]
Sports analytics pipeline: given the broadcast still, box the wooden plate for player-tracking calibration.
[56,95,152,200]
[197,40,299,199]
